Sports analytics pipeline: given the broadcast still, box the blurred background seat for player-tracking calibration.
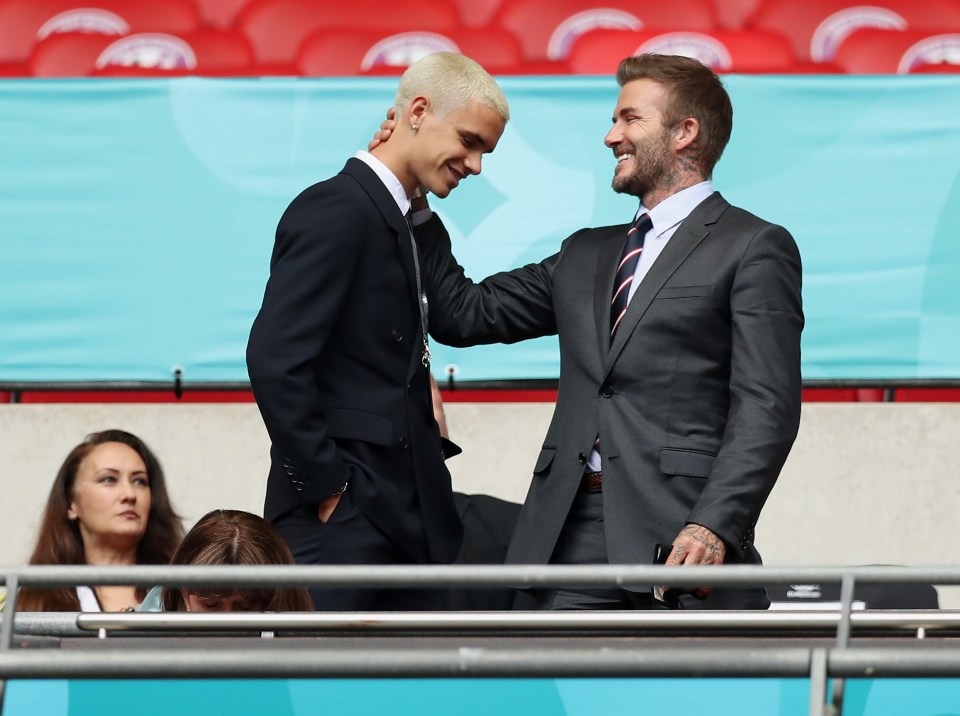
[236,0,461,66]
[0,0,200,66]
[193,0,252,30]
[296,26,526,77]
[712,0,762,31]
[568,28,797,74]
[747,0,960,64]
[834,28,960,74]
[450,0,505,28]
[29,29,255,77]
[491,0,717,62]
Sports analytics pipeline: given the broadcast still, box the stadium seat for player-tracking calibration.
[451,0,505,28]
[236,0,461,65]
[908,62,960,74]
[713,0,762,30]
[193,0,252,30]
[747,0,960,63]
[0,62,29,76]
[297,27,524,76]
[834,28,960,74]
[0,0,201,64]
[29,30,255,77]
[491,0,717,62]
[567,28,797,74]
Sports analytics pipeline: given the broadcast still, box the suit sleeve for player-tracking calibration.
[417,214,560,346]
[686,223,804,558]
[246,187,366,505]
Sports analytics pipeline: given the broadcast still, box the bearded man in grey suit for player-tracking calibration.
[400,53,803,609]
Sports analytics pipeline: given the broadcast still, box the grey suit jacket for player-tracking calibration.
[420,193,803,583]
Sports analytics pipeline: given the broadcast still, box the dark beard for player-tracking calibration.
[611,131,671,198]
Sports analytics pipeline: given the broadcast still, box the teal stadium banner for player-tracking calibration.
[1,76,959,383]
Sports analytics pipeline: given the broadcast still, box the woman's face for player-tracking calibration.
[67,441,152,552]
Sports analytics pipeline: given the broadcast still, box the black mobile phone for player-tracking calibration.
[653,543,680,608]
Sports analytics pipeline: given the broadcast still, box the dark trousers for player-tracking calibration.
[272,489,448,611]
[538,489,769,610]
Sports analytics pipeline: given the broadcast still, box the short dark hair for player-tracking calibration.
[617,53,733,177]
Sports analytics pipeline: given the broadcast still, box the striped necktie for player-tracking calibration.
[610,212,652,338]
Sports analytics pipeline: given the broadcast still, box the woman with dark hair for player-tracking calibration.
[146,509,313,612]
[18,429,184,612]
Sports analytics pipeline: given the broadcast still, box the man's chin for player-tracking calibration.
[612,177,642,197]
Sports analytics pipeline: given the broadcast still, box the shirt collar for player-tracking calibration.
[637,181,714,237]
[355,150,411,215]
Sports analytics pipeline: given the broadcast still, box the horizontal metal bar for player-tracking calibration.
[7,644,960,680]
[0,645,814,680]
[71,609,960,636]
[3,379,960,392]
[4,563,960,590]
[0,381,251,392]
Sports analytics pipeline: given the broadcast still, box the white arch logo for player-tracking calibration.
[811,6,907,61]
[898,34,960,73]
[360,32,460,71]
[95,33,197,70]
[636,32,733,70]
[547,9,643,60]
[37,8,129,40]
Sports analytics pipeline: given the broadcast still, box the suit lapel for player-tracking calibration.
[341,159,424,379]
[603,193,729,374]
[593,223,632,358]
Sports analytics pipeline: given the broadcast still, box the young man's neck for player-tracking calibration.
[370,143,417,198]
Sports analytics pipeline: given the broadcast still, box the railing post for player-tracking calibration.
[0,571,18,716]
[830,573,857,715]
[1,573,18,651]
[809,648,830,716]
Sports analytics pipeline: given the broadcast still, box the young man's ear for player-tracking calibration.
[408,96,430,131]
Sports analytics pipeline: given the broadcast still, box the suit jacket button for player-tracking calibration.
[391,328,403,342]
[399,437,409,450]
[600,385,614,398]
[282,458,293,468]
[578,452,586,464]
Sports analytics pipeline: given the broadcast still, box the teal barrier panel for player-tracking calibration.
[7,677,960,714]
[1,76,959,382]
[3,677,814,715]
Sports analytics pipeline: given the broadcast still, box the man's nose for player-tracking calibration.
[604,125,621,147]
[465,152,481,175]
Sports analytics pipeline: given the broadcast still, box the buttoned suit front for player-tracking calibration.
[247,159,462,606]
[420,192,803,608]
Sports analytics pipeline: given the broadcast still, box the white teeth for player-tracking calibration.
[617,154,633,163]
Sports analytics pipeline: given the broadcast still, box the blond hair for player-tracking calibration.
[395,52,509,121]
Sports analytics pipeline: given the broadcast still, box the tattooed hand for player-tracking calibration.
[665,523,726,599]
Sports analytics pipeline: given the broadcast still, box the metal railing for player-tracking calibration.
[3,563,960,716]
[3,378,960,402]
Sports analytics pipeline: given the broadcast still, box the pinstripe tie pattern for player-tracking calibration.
[610,212,652,338]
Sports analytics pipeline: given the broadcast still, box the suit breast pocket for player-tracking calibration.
[656,284,715,300]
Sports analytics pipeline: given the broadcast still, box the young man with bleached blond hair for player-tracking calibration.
[247,52,508,611]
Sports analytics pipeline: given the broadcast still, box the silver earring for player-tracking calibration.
[411,123,419,131]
